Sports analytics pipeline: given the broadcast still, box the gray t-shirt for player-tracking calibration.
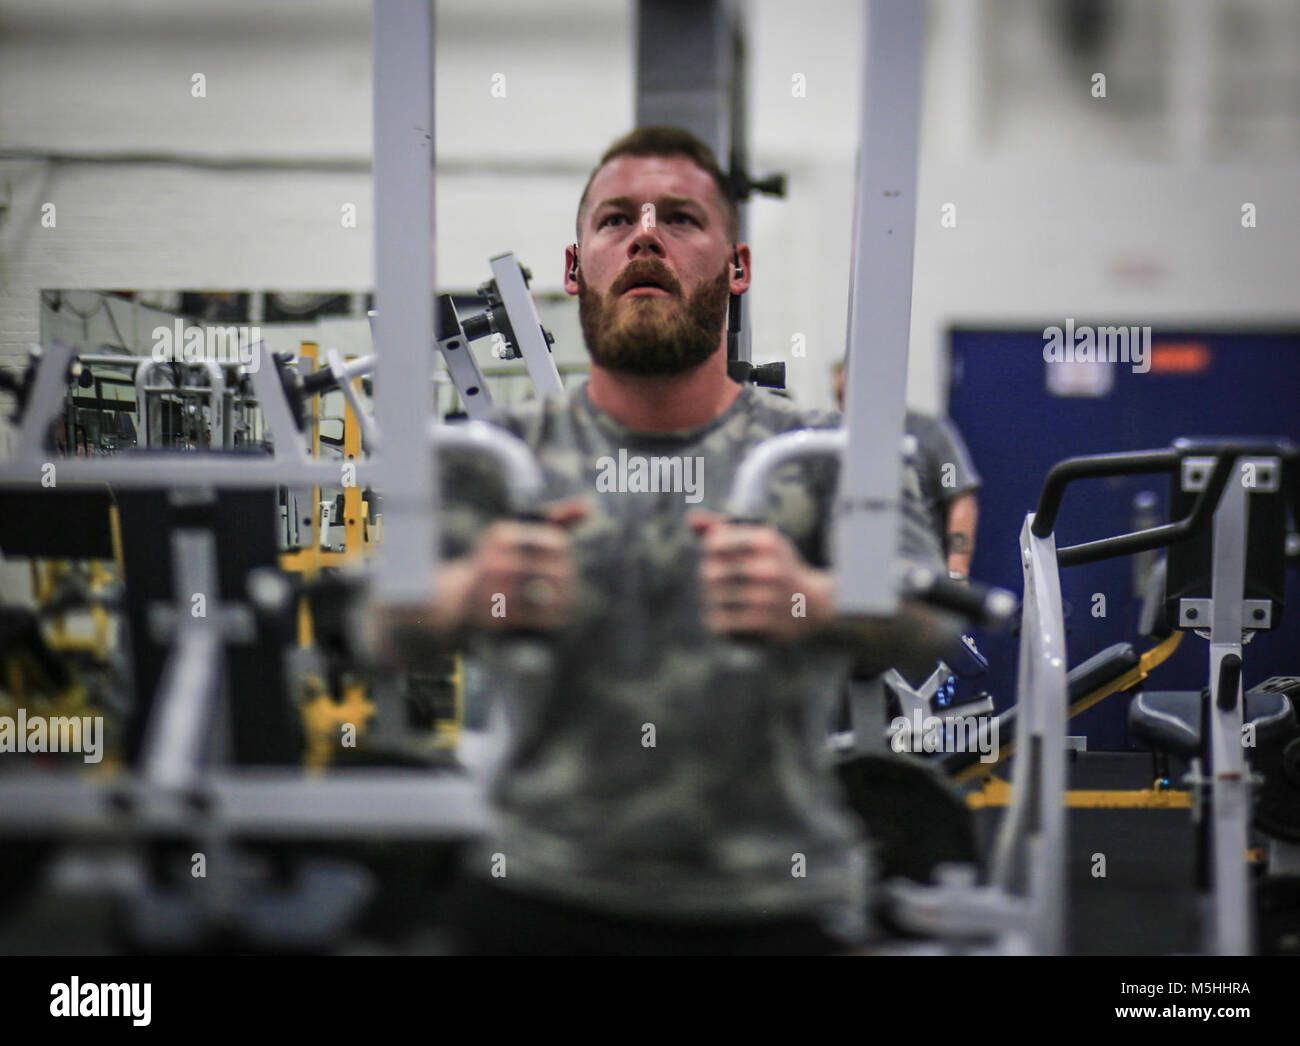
[439,382,941,929]
[903,410,981,554]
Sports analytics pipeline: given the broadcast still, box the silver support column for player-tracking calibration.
[15,341,74,460]
[1206,471,1252,955]
[433,305,495,421]
[636,0,751,362]
[195,361,227,450]
[140,529,224,791]
[727,11,751,365]
[133,358,168,448]
[636,0,733,160]
[1003,515,1069,954]
[326,348,381,451]
[488,254,564,398]
[835,0,925,616]
[372,0,439,605]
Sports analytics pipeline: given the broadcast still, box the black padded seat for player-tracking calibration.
[936,645,1139,777]
[1067,642,1140,702]
[1128,689,1296,759]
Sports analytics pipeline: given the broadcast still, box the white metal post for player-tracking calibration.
[372,0,439,605]
[1207,474,1252,955]
[835,0,925,616]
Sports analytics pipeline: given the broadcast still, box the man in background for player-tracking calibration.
[833,359,981,582]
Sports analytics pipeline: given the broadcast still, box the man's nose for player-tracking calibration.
[628,225,666,259]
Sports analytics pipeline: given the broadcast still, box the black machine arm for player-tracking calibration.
[901,565,1018,631]
[1031,446,1240,568]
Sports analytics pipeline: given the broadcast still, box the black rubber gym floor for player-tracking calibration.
[1068,806,1199,954]
[0,752,1209,955]
[971,751,1202,954]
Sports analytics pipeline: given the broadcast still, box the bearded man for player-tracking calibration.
[425,126,944,955]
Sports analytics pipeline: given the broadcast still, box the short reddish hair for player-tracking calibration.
[575,125,739,242]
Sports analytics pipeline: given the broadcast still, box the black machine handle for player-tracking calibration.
[274,355,368,428]
[1285,446,1300,541]
[301,367,339,395]
[726,359,786,389]
[1031,447,1239,568]
[0,363,36,422]
[1216,653,1243,711]
[1033,449,1179,536]
[902,566,1018,631]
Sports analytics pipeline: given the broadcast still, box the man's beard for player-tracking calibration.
[577,261,732,376]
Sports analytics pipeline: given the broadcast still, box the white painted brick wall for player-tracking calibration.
[2,0,1298,433]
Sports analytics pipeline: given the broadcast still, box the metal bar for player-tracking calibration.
[1032,447,1237,564]
[844,677,888,755]
[247,342,312,465]
[1022,516,1069,955]
[204,770,487,836]
[138,385,222,395]
[15,340,76,458]
[888,874,1034,951]
[134,358,169,448]
[194,360,226,449]
[429,419,545,511]
[1206,472,1252,955]
[78,354,154,367]
[488,254,564,398]
[992,528,1037,893]
[635,0,732,158]
[328,348,380,452]
[139,529,223,791]
[726,427,844,519]
[0,421,533,494]
[435,297,495,420]
[0,772,486,839]
[835,0,925,616]
[372,0,438,604]
[320,354,376,387]
[340,373,364,557]
[0,455,366,489]
[727,8,751,365]
[987,513,1068,957]
[302,343,323,570]
[1032,450,1180,537]
[635,1,752,363]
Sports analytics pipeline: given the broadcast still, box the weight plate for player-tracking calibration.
[835,752,980,885]
[1256,875,1300,956]
[1253,731,1300,842]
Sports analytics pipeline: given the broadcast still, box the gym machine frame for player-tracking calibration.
[0,2,493,848]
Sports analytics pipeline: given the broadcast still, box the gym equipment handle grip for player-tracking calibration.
[1216,653,1243,711]
[1031,447,1238,568]
[301,368,337,395]
[903,567,1017,630]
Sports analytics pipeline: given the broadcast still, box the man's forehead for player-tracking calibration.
[586,154,720,213]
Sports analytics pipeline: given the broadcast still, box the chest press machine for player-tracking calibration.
[1119,439,1300,955]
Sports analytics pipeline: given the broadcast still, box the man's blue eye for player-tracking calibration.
[599,214,629,228]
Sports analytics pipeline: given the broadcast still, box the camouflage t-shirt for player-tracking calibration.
[439,381,940,933]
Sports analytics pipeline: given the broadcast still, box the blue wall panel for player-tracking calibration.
[948,329,1300,750]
